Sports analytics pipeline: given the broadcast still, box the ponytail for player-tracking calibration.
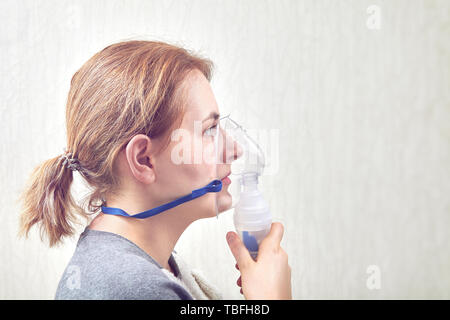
[17,153,88,247]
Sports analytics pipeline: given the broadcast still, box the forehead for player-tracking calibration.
[180,69,219,123]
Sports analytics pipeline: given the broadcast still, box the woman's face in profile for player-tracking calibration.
[153,69,240,218]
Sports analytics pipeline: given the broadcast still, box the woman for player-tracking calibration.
[18,40,291,300]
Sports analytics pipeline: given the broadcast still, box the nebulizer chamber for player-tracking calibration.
[220,116,272,260]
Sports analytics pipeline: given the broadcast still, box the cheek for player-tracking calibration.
[186,163,216,182]
[156,136,217,197]
[185,135,218,182]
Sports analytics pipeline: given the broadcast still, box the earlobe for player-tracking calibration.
[141,165,156,184]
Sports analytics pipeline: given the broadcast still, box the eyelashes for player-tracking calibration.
[204,124,218,137]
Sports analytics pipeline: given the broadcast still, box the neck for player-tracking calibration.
[88,204,194,273]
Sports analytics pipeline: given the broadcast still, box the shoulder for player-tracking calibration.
[105,254,192,300]
[55,231,192,300]
[56,251,192,300]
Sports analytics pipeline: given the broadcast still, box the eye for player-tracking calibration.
[204,124,218,137]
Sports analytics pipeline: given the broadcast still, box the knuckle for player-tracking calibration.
[269,245,280,256]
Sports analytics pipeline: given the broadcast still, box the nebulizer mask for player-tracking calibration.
[218,115,272,259]
[101,114,271,259]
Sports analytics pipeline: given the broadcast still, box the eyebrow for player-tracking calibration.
[202,112,220,123]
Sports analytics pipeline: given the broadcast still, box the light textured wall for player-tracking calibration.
[1,0,449,299]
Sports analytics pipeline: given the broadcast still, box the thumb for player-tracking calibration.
[226,231,254,270]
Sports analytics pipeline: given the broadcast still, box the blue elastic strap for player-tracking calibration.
[100,179,222,219]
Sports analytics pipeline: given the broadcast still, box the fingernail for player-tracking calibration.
[226,232,234,243]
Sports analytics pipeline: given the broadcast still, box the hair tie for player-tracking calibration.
[59,147,82,172]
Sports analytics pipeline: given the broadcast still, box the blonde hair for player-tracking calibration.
[17,40,214,247]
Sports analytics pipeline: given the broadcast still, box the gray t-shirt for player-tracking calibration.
[55,228,194,300]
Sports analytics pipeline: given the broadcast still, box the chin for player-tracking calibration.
[194,189,233,219]
[217,192,233,214]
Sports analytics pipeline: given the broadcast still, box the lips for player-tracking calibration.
[221,176,231,185]
[220,172,231,181]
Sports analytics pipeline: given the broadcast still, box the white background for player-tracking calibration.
[1,0,449,299]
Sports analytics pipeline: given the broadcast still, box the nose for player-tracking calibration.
[220,128,243,164]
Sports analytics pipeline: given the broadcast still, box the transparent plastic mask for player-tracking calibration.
[217,115,266,210]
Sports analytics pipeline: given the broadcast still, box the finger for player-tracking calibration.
[267,222,284,244]
[259,222,284,251]
[226,231,254,270]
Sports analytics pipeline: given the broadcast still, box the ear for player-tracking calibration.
[125,134,156,184]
